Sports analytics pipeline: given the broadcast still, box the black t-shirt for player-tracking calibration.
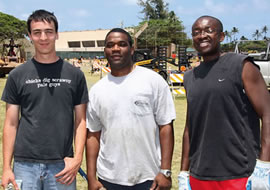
[2,58,89,163]
[184,53,260,180]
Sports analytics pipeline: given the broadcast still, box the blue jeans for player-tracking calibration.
[99,178,153,190]
[14,161,76,190]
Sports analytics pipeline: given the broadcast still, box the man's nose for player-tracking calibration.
[40,32,48,40]
[112,44,120,51]
[196,30,207,38]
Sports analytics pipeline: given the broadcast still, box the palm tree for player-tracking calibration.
[253,29,262,40]
[262,25,268,39]
[240,36,248,40]
[224,30,232,43]
[231,27,239,42]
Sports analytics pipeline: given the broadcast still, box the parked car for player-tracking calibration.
[235,40,270,88]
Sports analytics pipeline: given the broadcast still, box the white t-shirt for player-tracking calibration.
[86,66,176,186]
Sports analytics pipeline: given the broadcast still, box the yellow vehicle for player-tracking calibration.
[133,48,190,81]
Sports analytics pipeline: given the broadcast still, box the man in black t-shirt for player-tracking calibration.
[1,9,88,190]
[178,15,270,190]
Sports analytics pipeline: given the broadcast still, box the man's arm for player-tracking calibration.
[150,122,174,190]
[1,103,20,189]
[242,60,270,161]
[55,103,87,185]
[86,130,104,190]
[177,105,192,190]
[180,109,190,171]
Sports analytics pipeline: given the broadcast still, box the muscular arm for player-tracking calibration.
[73,103,87,164]
[242,60,270,161]
[86,130,103,190]
[159,122,174,170]
[180,107,190,171]
[55,103,87,184]
[1,103,19,188]
[150,122,174,190]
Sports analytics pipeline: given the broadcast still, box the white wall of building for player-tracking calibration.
[56,29,110,52]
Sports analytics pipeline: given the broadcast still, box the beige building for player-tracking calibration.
[56,29,111,59]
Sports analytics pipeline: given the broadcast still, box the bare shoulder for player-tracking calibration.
[242,59,261,81]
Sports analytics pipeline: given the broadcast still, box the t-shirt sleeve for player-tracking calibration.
[1,73,20,105]
[74,72,89,105]
[86,90,102,132]
[154,78,176,126]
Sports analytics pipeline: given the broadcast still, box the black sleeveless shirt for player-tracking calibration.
[184,53,260,180]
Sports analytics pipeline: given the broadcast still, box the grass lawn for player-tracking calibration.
[0,64,187,190]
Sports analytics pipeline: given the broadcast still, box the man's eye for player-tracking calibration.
[105,43,113,48]
[119,42,128,47]
[45,31,53,34]
[33,32,41,35]
[192,31,200,36]
[206,28,215,33]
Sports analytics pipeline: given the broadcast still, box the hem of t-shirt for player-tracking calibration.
[74,100,89,106]
[14,157,64,164]
[1,97,20,105]
[98,175,155,186]
[190,172,251,181]
[86,127,101,132]
[157,117,176,126]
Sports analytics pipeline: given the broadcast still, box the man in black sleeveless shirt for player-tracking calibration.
[1,10,88,190]
[178,16,270,190]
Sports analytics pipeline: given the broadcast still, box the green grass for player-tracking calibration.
[0,65,187,190]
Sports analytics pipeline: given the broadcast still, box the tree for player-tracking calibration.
[138,0,169,20]
[224,30,232,43]
[240,36,248,40]
[136,0,190,49]
[231,27,239,42]
[262,25,268,39]
[0,12,27,43]
[252,29,262,40]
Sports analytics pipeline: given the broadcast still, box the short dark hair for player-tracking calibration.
[105,28,133,46]
[27,9,58,33]
[193,15,223,32]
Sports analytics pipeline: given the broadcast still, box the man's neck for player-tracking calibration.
[111,63,136,77]
[34,53,59,64]
[203,52,224,63]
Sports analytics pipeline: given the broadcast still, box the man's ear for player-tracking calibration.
[131,46,135,56]
[220,32,225,42]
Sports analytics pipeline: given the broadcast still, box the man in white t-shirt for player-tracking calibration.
[86,28,176,190]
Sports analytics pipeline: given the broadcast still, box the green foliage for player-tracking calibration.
[222,40,268,52]
[231,27,239,41]
[262,26,268,38]
[239,41,267,52]
[240,36,248,40]
[0,12,27,42]
[224,30,232,43]
[138,0,169,20]
[136,0,190,49]
[252,29,262,40]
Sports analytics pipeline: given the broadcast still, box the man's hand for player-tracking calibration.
[178,171,191,190]
[1,168,19,190]
[55,157,82,185]
[88,178,105,190]
[150,173,172,190]
[246,159,270,190]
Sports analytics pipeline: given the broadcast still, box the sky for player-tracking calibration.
[0,0,269,42]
